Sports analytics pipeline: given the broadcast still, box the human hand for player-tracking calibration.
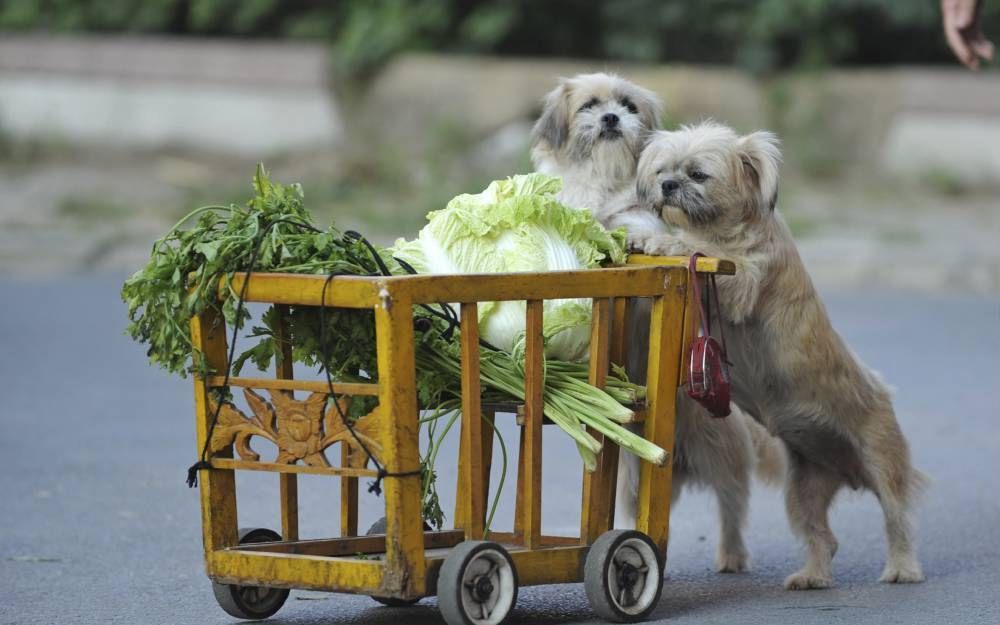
[942,0,994,69]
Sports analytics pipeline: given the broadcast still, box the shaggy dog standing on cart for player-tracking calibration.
[636,121,926,589]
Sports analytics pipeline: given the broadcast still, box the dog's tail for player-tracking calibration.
[908,467,932,502]
[747,418,786,487]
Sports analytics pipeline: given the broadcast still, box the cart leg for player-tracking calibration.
[191,309,238,553]
[374,294,426,597]
[636,275,689,555]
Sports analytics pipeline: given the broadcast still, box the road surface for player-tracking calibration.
[2,274,998,625]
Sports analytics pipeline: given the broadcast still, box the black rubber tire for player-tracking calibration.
[584,530,663,623]
[438,541,518,625]
[211,527,290,620]
[365,517,422,607]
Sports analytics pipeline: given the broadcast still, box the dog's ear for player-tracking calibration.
[531,80,572,151]
[736,131,782,212]
[636,173,651,206]
[630,84,663,136]
[635,134,661,206]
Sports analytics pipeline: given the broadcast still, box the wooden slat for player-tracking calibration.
[225,272,381,308]
[457,302,486,539]
[234,530,464,556]
[581,298,614,543]
[512,427,527,545]
[520,300,544,549]
[223,261,733,308]
[508,546,587,587]
[454,317,495,538]
[208,550,386,595]
[210,458,377,478]
[278,475,299,541]
[393,266,671,304]
[479,409,495,533]
[610,297,629,368]
[484,532,581,547]
[678,273,702,387]
[606,297,630,532]
[374,293,426,597]
[207,376,378,396]
[627,254,736,274]
[636,271,688,554]
[274,305,299,542]
[191,308,238,554]
[340,443,359,537]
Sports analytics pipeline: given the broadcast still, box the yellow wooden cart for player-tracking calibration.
[190,255,733,625]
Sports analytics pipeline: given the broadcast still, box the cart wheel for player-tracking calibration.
[438,541,518,625]
[211,528,290,620]
[366,517,422,607]
[584,530,663,623]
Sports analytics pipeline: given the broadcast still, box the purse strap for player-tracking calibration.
[687,253,728,354]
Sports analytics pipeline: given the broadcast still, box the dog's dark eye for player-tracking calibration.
[690,171,710,183]
[620,98,639,115]
[578,98,600,113]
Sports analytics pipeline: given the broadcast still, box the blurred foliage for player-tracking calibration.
[2,0,998,77]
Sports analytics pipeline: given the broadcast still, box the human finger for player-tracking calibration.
[967,32,995,62]
[945,16,978,67]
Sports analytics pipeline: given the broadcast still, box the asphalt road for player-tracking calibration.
[2,274,999,625]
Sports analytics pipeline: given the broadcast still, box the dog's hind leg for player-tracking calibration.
[866,421,925,584]
[713,471,750,572]
[783,455,843,590]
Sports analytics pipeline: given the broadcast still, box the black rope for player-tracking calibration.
[319,272,420,496]
[392,257,461,341]
[346,229,464,344]
[344,230,393,277]
[392,254,503,352]
[187,216,332,487]
[187,217,284,487]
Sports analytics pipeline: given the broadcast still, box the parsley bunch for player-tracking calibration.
[123,165,380,380]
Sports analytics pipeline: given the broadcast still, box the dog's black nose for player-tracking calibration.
[661,179,680,195]
[601,113,619,127]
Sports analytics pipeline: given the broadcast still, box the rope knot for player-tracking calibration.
[186,460,212,488]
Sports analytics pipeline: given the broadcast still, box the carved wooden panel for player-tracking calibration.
[209,389,381,469]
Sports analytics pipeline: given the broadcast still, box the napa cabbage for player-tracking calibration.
[388,173,627,361]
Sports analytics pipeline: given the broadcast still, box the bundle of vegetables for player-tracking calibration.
[122,167,665,529]
[389,173,665,470]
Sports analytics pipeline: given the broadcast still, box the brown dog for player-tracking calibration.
[636,121,926,589]
[532,76,785,572]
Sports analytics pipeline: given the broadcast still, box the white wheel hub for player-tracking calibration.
[606,537,659,616]
[458,549,516,625]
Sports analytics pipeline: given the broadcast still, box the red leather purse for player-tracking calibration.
[686,253,732,418]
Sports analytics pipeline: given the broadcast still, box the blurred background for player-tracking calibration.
[1,0,998,290]
[3,5,1000,625]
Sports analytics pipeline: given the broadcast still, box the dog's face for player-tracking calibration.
[637,122,781,231]
[531,73,661,181]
